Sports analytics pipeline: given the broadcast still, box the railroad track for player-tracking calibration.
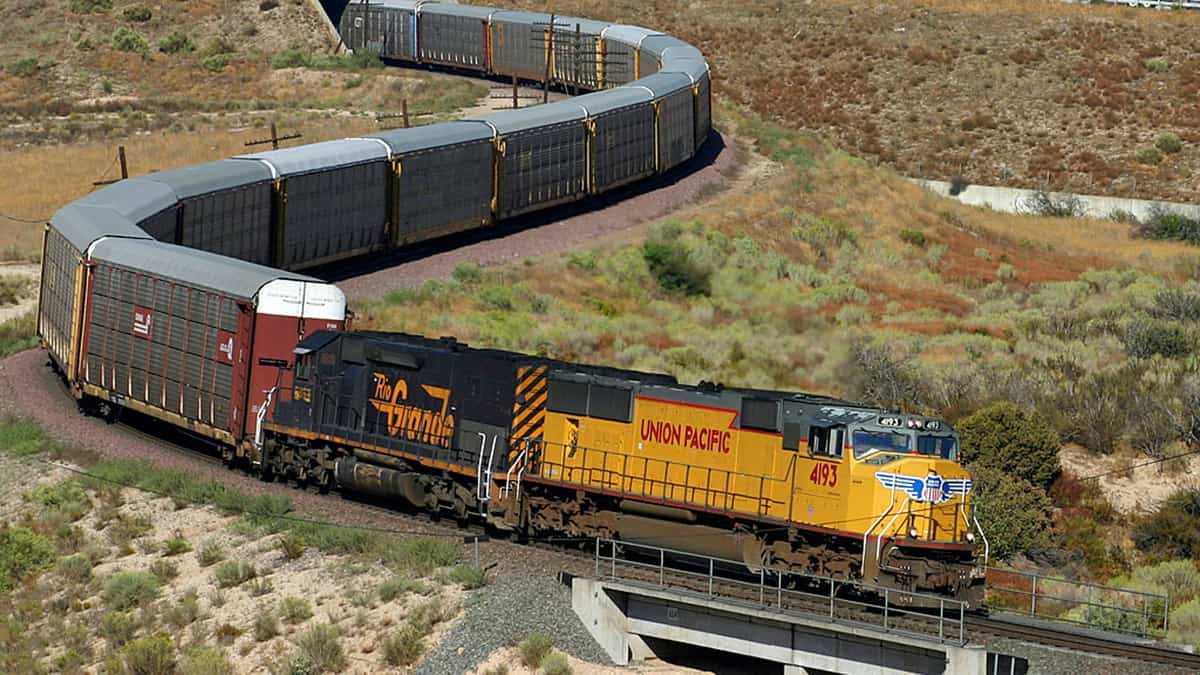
[967,612,1200,669]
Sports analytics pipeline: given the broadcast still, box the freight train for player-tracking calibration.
[35,2,986,605]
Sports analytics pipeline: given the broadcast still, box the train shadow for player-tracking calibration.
[311,131,730,283]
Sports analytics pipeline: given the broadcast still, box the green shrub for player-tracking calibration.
[101,611,136,647]
[452,262,483,285]
[202,54,230,73]
[57,553,93,583]
[1155,132,1183,155]
[1135,488,1200,560]
[1135,146,1163,166]
[198,38,234,58]
[179,644,233,675]
[0,311,38,357]
[1168,598,1200,649]
[1134,206,1200,245]
[1121,319,1192,359]
[0,526,56,591]
[1152,289,1200,322]
[519,632,553,668]
[385,537,461,577]
[150,558,178,581]
[542,651,572,675]
[4,57,39,77]
[378,575,429,602]
[102,570,161,610]
[123,634,175,675]
[158,31,195,54]
[1144,57,1169,73]
[898,228,927,248]
[447,564,487,589]
[163,537,192,556]
[253,609,279,642]
[381,622,425,666]
[28,480,89,514]
[111,27,149,53]
[957,401,1060,489]
[280,596,312,624]
[642,239,711,297]
[165,592,201,629]
[271,48,312,69]
[197,541,225,567]
[791,213,858,254]
[279,532,306,560]
[122,4,151,21]
[297,623,346,673]
[1116,560,1200,607]
[70,0,111,13]
[214,560,255,588]
[0,417,56,456]
[970,467,1052,560]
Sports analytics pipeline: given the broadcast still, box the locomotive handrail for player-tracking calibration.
[862,479,898,569]
[876,496,913,564]
[255,386,278,453]
[961,501,988,567]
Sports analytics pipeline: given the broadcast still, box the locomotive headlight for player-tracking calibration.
[908,527,919,539]
[965,532,976,543]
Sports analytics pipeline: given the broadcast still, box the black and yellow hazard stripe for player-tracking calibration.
[511,364,547,445]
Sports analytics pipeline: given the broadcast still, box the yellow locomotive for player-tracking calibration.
[264,331,985,605]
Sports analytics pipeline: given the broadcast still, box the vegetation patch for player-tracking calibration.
[102,570,161,610]
[0,526,56,591]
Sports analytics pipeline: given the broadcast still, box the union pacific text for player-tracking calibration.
[640,419,731,453]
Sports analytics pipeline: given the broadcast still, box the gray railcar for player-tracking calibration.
[364,122,495,244]
[639,35,704,79]
[550,16,610,91]
[474,103,587,220]
[39,205,152,377]
[141,160,275,265]
[599,25,661,85]
[71,180,178,243]
[661,57,712,148]
[491,10,551,82]
[575,87,656,192]
[238,139,390,270]
[418,4,494,70]
[641,72,696,172]
[339,0,422,60]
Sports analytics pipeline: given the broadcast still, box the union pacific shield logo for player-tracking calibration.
[875,471,972,504]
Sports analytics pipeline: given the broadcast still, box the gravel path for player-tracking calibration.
[334,132,742,301]
[417,574,611,675]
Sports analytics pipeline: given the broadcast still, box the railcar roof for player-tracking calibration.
[49,203,152,251]
[142,159,275,200]
[573,86,653,116]
[636,72,696,97]
[420,3,495,18]
[362,121,495,155]
[89,238,320,298]
[237,138,389,177]
[73,180,178,227]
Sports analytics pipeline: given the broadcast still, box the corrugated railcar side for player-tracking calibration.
[641,72,696,173]
[417,4,493,71]
[575,87,657,192]
[490,10,550,82]
[339,0,422,60]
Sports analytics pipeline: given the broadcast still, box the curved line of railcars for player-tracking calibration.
[37,1,712,452]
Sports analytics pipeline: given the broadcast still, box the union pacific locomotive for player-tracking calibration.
[260,330,985,605]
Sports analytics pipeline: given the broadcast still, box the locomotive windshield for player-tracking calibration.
[917,434,958,460]
[852,430,910,458]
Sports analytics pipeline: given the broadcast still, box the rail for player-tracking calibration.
[592,537,968,646]
[985,566,1169,638]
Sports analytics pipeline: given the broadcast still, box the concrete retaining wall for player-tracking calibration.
[914,179,1200,223]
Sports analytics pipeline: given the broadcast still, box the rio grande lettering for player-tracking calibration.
[369,373,455,447]
[640,419,731,453]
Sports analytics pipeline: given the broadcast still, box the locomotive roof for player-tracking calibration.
[89,238,321,298]
[141,159,275,200]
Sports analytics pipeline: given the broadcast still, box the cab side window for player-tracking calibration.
[809,427,844,459]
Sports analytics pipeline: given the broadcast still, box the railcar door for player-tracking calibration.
[791,425,849,531]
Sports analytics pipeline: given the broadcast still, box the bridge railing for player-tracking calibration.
[592,537,968,646]
[985,566,1169,638]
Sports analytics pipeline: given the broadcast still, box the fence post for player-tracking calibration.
[884,588,890,631]
[828,581,835,620]
[594,537,600,578]
[1031,574,1038,617]
[659,548,665,587]
[776,572,782,608]
[708,558,714,597]
[759,568,765,606]
[939,599,945,642]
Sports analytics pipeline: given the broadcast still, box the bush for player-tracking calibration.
[378,575,429,602]
[122,4,151,21]
[1019,190,1086,218]
[519,633,553,668]
[202,54,231,73]
[179,644,233,675]
[214,560,255,588]
[101,611,136,646]
[111,27,149,53]
[970,467,1052,560]
[0,526,56,592]
[163,537,192,556]
[452,262,483,285]
[4,57,39,77]
[57,553,93,583]
[1134,488,1200,560]
[165,592,201,629]
[297,624,346,673]
[1135,146,1163,166]
[898,228,926,248]
[279,532,306,560]
[280,596,313,624]
[69,0,111,12]
[150,558,179,581]
[254,609,279,641]
[197,541,225,567]
[103,570,161,610]
[271,48,312,69]
[386,537,461,577]
[1134,206,1200,245]
[642,239,711,297]
[1121,319,1192,360]
[123,634,175,675]
[158,31,194,54]
[542,651,572,675]
[447,564,487,589]
[1155,132,1183,155]
[957,401,1060,489]
[259,0,278,9]
[381,622,425,666]
[1169,598,1200,649]
[1144,57,1170,73]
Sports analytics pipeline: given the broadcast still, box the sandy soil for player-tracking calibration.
[0,262,39,323]
[1059,443,1200,515]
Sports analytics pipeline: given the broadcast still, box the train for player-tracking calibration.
[34,2,986,605]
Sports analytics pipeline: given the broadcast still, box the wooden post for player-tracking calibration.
[512,74,518,109]
[402,99,409,128]
[117,146,128,180]
[270,122,279,150]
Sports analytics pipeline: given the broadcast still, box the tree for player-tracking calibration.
[957,401,1060,489]
[1134,488,1200,561]
[971,467,1052,561]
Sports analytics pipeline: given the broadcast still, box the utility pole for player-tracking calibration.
[93,146,129,186]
